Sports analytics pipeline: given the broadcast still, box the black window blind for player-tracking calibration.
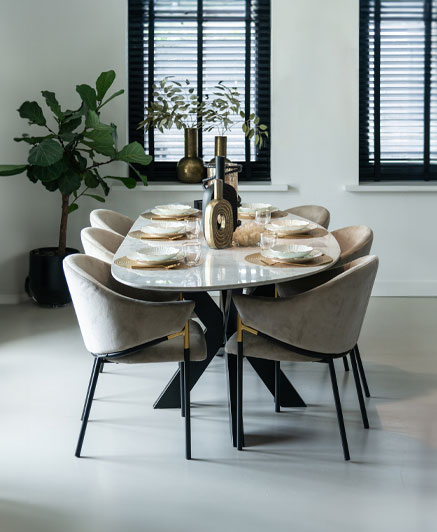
[360,0,437,181]
[128,0,271,181]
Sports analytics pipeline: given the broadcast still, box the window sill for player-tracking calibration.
[345,182,437,193]
[114,182,294,192]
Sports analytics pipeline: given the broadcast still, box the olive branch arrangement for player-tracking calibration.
[139,78,269,148]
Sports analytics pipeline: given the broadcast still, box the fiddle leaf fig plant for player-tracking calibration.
[0,70,152,256]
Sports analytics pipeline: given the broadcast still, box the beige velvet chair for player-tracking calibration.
[285,205,330,229]
[90,208,134,237]
[80,227,178,303]
[226,256,379,461]
[277,225,374,395]
[63,254,207,460]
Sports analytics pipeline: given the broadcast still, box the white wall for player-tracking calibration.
[0,0,435,302]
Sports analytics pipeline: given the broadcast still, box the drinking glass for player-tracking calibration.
[185,218,202,240]
[183,241,202,266]
[255,209,271,227]
[260,231,277,251]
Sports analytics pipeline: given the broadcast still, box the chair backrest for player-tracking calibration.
[238,256,378,355]
[63,254,194,354]
[331,225,373,267]
[286,205,330,229]
[81,227,124,264]
[90,209,134,237]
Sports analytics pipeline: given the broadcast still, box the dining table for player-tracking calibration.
[112,208,341,445]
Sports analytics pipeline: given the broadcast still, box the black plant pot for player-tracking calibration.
[25,247,79,307]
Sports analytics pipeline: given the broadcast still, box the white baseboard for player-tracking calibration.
[0,293,29,304]
[373,281,437,297]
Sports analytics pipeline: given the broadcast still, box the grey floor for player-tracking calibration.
[0,297,436,532]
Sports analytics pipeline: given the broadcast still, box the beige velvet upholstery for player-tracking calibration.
[226,256,378,358]
[285,205,330,229]
[332,225,373,268]
[80,227,177,303]
[63,254,204,357]
[90,209,134,237]
[81,227,123,264]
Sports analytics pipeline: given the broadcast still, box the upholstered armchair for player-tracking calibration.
[226,256,379,461]
[64,254,206,460]
[277,225,374,395]
[285,205,330,229]
[90,208,134,237]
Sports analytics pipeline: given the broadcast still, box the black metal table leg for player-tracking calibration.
[153,291,224,409]
[154,289,307,447]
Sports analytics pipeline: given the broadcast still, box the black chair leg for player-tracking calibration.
[180,361,185,417]
[350,350,369,429]
[99,362,105,373]
[355,345,370,398]
[76,357,102,458]
[237,342,244,451]
[343,356,350,371]
[184,349,191,460]
[80,366,95,421]
[328,359,350,461]
[274,361,280,412]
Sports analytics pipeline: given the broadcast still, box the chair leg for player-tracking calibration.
[237,341,244,451]
[328,359,350,461]
[180,361,185,418]
[184,349,191,460]
[99,361,105,373]
[350,351,369,429]
[75,357,103,458]
[274,361,280,413]
[80,366,95,421]
[355,344,370,398]
[342,356,350,372]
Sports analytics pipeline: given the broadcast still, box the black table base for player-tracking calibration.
[153,290,306,446]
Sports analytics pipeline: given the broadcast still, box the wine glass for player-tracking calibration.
[260,231,277,251]
[185,218,202,240]
[183,241,202,266]
[255,209,271,227]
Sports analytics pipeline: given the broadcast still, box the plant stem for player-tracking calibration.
[58,193,69,256]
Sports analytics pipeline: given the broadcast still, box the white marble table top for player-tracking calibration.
[112,211,340,292]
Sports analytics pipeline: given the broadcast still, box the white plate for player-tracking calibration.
[151,208,198,218]
[154,204,194,216]
[141,222,186,235]
[266,244,313,259]
[266,219,310,235]
[261,248,322,263]
[132,246,180,263]
[239,203,277,214]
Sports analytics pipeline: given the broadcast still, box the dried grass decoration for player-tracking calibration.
[232,221,264,247]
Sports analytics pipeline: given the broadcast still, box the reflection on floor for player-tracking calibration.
[0,297,436,532]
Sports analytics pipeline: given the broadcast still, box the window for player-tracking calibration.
[360,0,437,181]
[128,0,271,181]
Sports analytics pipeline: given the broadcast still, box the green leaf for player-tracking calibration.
[0,164,27,176]
[116,142,152,166]
[82,129,115,156]
[28,158,66,182]
[18,101,46,126]
[84,170,99,188]
[43,180,59,192]
[14,134,54,144]
[106,176,137,189]
[60,116,82,135]
[58,169,81,195]
[41,91,62,118]
[84,193,105,202]
[259,124,268,130]
[98,89,124,109]
[76,84,97,110]
[68,203,79,214]
[96,70,116,101]
[28,139,63,166]
[239,111,245,119]
[129,164,148,185]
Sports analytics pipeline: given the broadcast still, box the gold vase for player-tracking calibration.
[177,128,204,183]
[207,135,238,194]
